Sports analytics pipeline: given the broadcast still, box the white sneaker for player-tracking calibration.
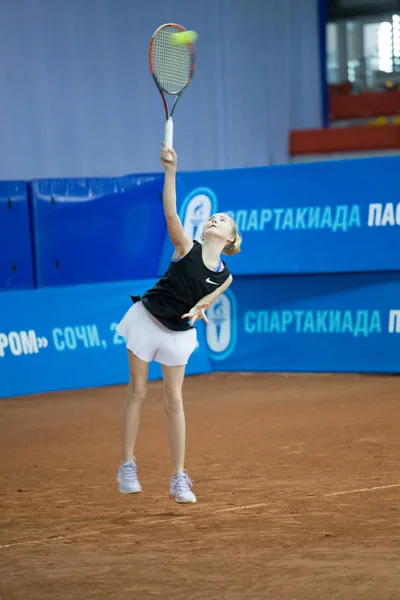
[170,470,196,503]
[117,458,142,494]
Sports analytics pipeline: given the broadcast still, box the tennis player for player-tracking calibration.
[116,145,242,503]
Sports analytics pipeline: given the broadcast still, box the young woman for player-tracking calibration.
[116,145,242,503]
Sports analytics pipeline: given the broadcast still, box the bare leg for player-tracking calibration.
[161,363,196,503]
[161,364,186,474]
[122,350,149,463]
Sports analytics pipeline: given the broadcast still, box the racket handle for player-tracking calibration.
[164,117,174,159]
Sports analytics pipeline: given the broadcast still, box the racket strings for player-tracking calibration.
[152,26,192,94]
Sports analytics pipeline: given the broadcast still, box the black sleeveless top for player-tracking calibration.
[131,241,231,331]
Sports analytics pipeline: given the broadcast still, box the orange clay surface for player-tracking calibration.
[1,372,400,599]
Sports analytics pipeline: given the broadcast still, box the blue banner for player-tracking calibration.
[0,279,211,398]
[0,182,34,291]
[29,174,166,287]
[2,271,399,397]
[158,157,400,276]
[204,271,400,373]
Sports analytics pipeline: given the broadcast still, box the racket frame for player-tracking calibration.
[149,23,196,151]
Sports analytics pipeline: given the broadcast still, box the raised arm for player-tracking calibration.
[161,146,193,257]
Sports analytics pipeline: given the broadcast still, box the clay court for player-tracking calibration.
[1,372,400,599]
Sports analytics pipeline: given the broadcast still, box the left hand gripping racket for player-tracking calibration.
[149,23,196,155]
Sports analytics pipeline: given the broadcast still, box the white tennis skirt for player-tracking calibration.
[116,301,197,367]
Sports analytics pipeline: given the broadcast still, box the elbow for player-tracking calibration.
[165,211,178,221]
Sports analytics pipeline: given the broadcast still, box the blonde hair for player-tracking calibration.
[222,215,242,256]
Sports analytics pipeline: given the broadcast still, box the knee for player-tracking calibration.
[127,383,147,406]
[164,393,183,415]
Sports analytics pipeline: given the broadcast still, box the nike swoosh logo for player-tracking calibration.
[206,278,219,285]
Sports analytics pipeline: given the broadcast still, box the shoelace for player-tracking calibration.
[122,462,138,483]
[173,471,193,492]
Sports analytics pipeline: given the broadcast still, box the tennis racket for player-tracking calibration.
[149,23,196,156]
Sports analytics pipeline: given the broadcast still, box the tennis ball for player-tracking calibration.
[170,30,198,45]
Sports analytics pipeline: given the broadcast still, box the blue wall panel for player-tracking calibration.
[0,182,34,291]
[204,272,400,374]
[30,174,166,287]
[0,279,211,398]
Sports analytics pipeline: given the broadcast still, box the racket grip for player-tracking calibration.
[164,117,174,158]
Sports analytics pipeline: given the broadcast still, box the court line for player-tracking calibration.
[215,503,267,513]
[2,486,399,550]
[0,516,190,548]
[324,483,400,497]
[0,503,267,549]
[0,527,112,549]
[144,517,189,525]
